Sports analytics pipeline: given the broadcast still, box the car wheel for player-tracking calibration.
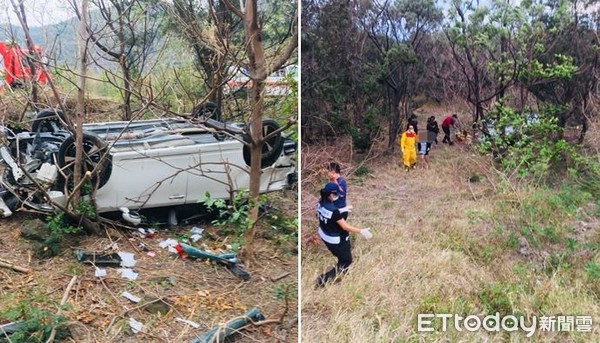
[31,109,67,133]
[242,119,284,168]
[57,133,112,193]
[192,102,222,122]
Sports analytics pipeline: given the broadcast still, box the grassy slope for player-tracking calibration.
[301,142,600,342]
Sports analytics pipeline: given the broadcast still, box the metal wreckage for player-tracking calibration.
[0,105,297,220]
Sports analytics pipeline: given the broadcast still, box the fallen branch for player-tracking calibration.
[0,259,31,274]
[46,275,77,343]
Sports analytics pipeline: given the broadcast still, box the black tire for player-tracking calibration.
[31,109,67,133]
[242,119,284,168]
[57,133,112,192]
[192,102,221,122]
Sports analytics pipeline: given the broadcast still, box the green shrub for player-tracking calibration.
[478,283,527,316]
[1,301,68,343]
[584,261,600,280]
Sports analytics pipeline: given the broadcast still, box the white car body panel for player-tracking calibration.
[1,114,296,216]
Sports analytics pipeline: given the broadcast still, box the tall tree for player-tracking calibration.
[362,0,442,149]
[220,0,297,263]
[164,0,236,111]
[75,0,162,120]
[301,0,368,140]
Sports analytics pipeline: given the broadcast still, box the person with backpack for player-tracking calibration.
[426,116,440,144]
[408,114,419,133]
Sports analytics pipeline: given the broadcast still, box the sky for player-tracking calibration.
[0,0,74,27]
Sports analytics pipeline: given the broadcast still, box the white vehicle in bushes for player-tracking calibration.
[0,105,296,221]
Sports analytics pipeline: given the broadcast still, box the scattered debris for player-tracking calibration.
[179,243,250,281]
[75,251,122,267]
[120,207,142,226]
[134,228,157,239]
[174,243,189,259]
[0,258,31,273]
[190,227,204,242]
[117,252,136,267]
[147,251,156,257]
[121,291,141,303]
[0,321,21,334]
[159,238,179,253]
[94,267,107,278]
[270,272,291,282]
[128,317,144,334]
[191,307,265,343]
[75,250,136,268]
[118,268,138,280]
[175,317,200,329]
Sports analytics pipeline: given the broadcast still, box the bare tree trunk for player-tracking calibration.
[121,57,133,120]
[73,0,90,205]
[387,92,402,151]
[220,0,297,264]
[240,0,267,265]
[243,80,265,264]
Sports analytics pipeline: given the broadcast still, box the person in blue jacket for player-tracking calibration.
[315,182,372,287]
[326,162,350,215]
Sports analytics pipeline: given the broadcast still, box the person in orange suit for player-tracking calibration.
[400,124,418,171]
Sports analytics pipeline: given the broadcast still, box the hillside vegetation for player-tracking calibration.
[301,116,600,342]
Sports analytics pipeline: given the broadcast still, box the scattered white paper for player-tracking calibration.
[94,267,107,277]
[190,234,202,242]
[121,291,141,303]
[117,252,137,267]
[128,317,144,333]
[175,317,200,329]
[190,227,204,235]
[119,268,139,280]
[159,238,178,249]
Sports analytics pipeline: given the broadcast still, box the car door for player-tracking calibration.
[101,148,190,211]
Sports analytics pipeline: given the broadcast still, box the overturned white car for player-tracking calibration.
[0,106,296,221]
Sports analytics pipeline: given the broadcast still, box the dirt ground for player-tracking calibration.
[0,191,298,342]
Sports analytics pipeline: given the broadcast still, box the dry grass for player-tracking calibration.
[301,141,600,342]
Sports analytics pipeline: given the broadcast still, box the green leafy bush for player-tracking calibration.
[1,301,68,343]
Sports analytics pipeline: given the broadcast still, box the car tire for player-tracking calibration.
[242,119,284,168]
[192,102,222,122]
[57,133,112,192]
[31,109,67,133]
